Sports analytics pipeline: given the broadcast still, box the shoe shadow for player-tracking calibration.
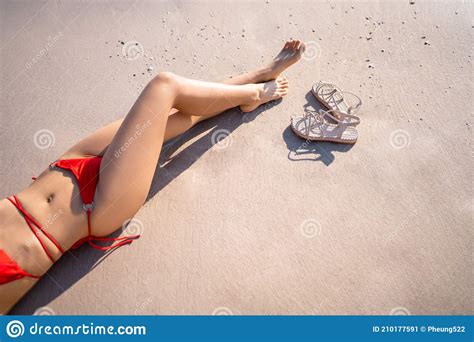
[10,99,280,315]
[283,126,353,165]
[282,91,353,166]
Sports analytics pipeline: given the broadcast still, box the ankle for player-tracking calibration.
[249,84,261,101]
[242,84,260,105]
[254,68,272,82]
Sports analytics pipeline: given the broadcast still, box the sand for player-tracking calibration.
[1,0,472,315]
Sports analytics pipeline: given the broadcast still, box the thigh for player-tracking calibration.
[61,109,181,159]
[60,119,123,159]
[91,81,175,234]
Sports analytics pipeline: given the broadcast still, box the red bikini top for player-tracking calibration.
[8,157,140,263]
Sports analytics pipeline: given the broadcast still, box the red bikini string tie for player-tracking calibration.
[70,235,140,251]
[6,196,64,263]
[70,201,140,251]
[86,235,141,251]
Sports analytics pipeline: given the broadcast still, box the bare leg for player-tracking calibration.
[63,40,305,158]
[92,72,288,233]
[222,39,305,86]
[0,40,306,315]
[183,39,305,118]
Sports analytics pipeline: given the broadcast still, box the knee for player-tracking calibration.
[152,71,177,86]
[147,71,178,94]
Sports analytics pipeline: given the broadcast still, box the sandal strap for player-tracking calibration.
[318,110,347,139]
[301,110,325,136]
[313,82,362,116]
[299,110,334,137]
[302,110,351,140]
[334,91,362,115]
[334,111,361,126]
[313,81,340,94]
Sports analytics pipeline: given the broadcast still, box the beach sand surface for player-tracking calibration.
[1,0,472,315]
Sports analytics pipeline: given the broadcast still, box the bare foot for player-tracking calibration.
[239,77,289,113]
[260,40,306,81]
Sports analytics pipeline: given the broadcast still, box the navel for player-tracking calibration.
[47,194,54,203]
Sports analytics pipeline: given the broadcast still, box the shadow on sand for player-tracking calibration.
[10,100,280,315]
[11,90,354,314]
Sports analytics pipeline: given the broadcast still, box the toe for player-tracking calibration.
[278,78,289,89]
[299,41,306,54]
[284,40,291,49]
[295,40,302,50]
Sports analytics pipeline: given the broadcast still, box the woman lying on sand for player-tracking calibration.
[0,40,306,314]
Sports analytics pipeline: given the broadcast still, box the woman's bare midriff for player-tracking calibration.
[0,162,91,314]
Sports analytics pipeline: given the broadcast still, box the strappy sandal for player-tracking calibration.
[312,81,362,122]
[290,109,360,144]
